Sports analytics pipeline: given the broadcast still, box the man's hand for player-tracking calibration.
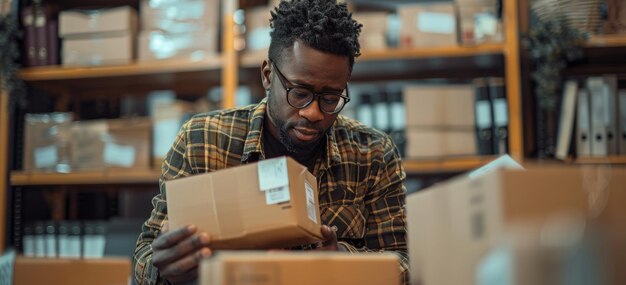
[151,222,213,284]
[314,225,347,251]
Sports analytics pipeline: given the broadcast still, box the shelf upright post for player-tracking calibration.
[221,0,239,109]
[503,0,524,160]
[0,82,9,253]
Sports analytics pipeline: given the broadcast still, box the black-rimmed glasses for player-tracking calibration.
[271,60,350,114]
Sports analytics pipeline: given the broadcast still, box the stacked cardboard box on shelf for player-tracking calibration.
[403,84,477,158]
[138,0,219,61]
[399,3,458,48]
[23,113,73,173]
[59,6,137,66]
[23,115,152,173]
[353,12,390,50]
[455,0,503,45]
[71,117,151,171]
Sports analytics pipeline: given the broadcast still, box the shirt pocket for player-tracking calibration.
[321,203,367,240]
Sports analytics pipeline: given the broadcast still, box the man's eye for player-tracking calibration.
[322,96,340,105]
[291,89,311,99]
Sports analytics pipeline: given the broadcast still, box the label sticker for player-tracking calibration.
[475,101,493,128]
[257,157,289,191]
[34,145,58,168]
[305,181,318,224]
[265,186,291,205]
[493,98,509,125]
[104,143,136,167]
[417,12,455,34]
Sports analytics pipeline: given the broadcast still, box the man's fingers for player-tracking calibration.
[320,225,337,243]
[153,224,197,250]
[153,233,211,266]
[160,248,212,282]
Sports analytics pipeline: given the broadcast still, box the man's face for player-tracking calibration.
[261,41,350,153]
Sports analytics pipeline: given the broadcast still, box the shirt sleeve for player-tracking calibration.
[338,135,409,285]
[133,121,194,285]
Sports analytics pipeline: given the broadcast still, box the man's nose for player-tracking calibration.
[298,98,325,122]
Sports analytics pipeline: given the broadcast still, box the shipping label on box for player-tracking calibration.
[166,156,323,249]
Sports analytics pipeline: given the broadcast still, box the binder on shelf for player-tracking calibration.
[587,77,608,157]
[603,75,619,155]
[555,80,578,160]
[576,89,591,157]
[34,4,48,66]
[21,6,38,66]
[474,78,494,155]
[488,77,508,155]
[619,90,626,154]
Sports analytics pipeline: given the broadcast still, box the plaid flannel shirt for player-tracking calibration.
[133,98,408,284]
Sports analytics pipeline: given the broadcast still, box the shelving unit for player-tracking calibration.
[11,169,162,186]
[1,0,526,251]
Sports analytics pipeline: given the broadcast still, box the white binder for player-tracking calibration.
[576,89,591,157]
[619,90,626,154]
[555,80,578,160]
[587,77,608,157]
[603,75,619,155]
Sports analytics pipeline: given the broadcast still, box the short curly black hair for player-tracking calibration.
[268,0,362,71]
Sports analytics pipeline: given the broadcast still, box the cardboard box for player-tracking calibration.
[71,120,107,170]
[406,128,477,158]
[141,0,219,34]
[23,113,73,172]
[138,29,218,61]
[407,166,626,285]
[457,5,503,45]
[200,252,401,285]
[353,12,389,50]
[166,156,323,249]
[62,32,135,66]
[403,84,476,128]
[398,3,458,48]
[59,6,137,37]
[246,6,272,51]
[13,257,131,285]
[151,100,194,167]
[71,117,151,170]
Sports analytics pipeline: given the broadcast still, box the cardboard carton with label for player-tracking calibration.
[166,156,323,249]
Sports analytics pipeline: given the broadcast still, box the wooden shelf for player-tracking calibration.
[359,44,504,60]
[11,169,161,186]
[584,35,626,48]
[402,156,499,174]
[19,57,223,81]
[574,156,626,165]
[18,57,224,93]
[240,44,504,68]
[9,157,498,185]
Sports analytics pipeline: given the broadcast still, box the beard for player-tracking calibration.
[267,96,326,154]
[270,110,325,153]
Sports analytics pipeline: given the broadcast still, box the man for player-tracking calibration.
[133,0,408,284]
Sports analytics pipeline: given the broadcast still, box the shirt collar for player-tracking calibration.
[240,98,342,170]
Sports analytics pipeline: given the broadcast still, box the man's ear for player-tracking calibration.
[261,59,272,91]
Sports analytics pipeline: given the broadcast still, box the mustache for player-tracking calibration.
[289,121,324,132]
